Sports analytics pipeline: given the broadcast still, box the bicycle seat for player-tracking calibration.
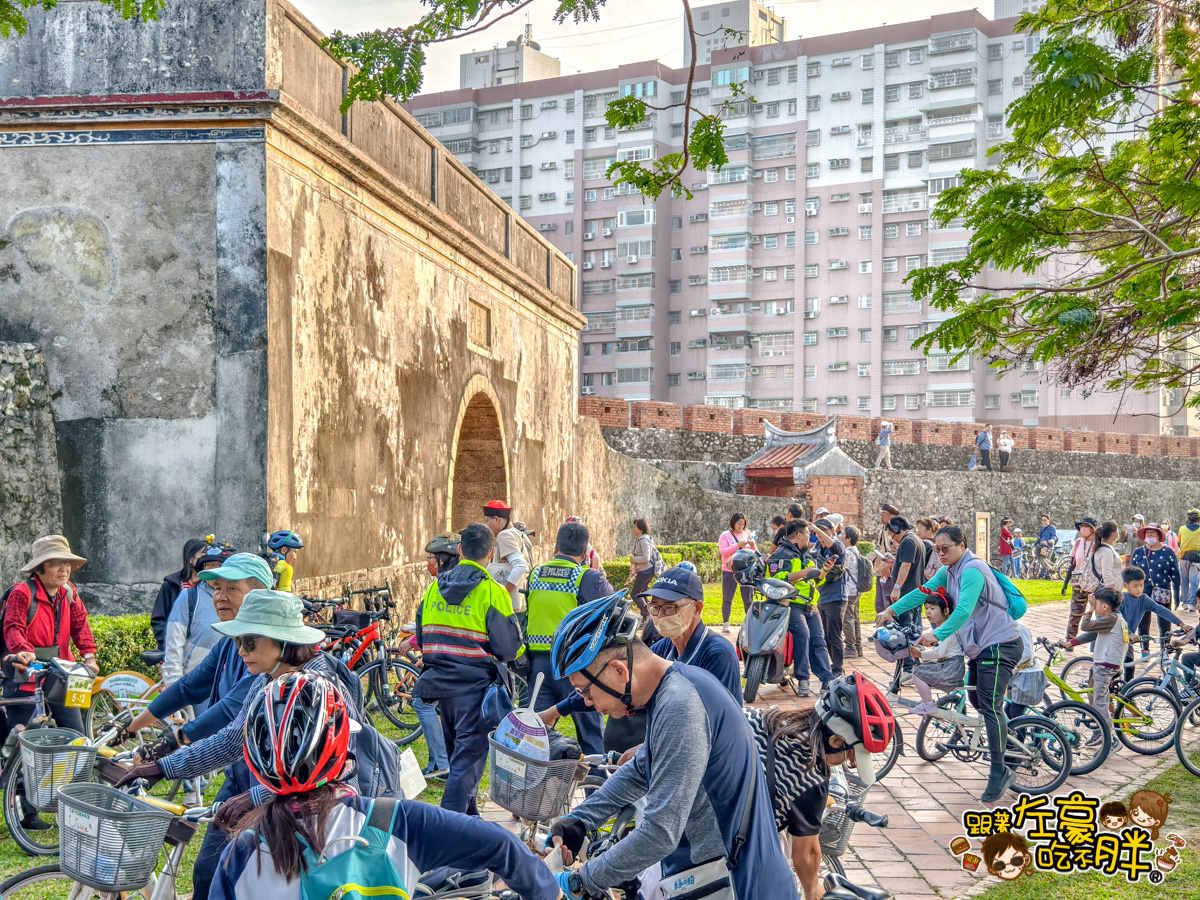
[141,650,165,666]
[824,873,894,900]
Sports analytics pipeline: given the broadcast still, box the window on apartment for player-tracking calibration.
[803,331,818,346]
[883,257,898,273]
[859,226,872,241]
[858,260,872,274]
[882,326,898,342]
[669,310,681,324]
[885,85,901,102]
[906,221,922,236]
[861,88,874,103]
[859,328,872,343]
[859,293,872,308]
[861,157,873,173]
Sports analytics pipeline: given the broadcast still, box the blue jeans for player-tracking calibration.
[1000,554,1014,576]
[1012,555,1022,578]
[788,602,833,683]
[412,697,449,769]
[191,761,256,900]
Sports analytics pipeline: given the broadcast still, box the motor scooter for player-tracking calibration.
[737,570,803,703]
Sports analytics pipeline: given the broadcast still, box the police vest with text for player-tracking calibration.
[525,560,587,651]
[766,553,817,604]
[420,564,508,662]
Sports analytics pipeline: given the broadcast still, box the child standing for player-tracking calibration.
[1061,586,1126,744]
[1011,529,1026,579]
[908,589,966,717]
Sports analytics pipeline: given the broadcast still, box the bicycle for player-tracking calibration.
[1124,631,1200,708]
[818,763,890,878]
[1039,637,1180,755]
[0,778,219,900]
[878,623,1072,794]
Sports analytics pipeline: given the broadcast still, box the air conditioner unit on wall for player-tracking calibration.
[628,256,639,264]
[582,262,594,269]
[603,228,613,237]
[786,215,795,223]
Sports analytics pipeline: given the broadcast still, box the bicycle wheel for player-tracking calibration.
[1057,655,1093,701]
[1005,715,1071,795]
[0,864,99,900]
[1174,696,1200,777]
[1123,676,1176,701]
[1114,686,1180,755]
[361,658,423,745]
[2,757,60,856]
[872,719,903,781]
[1042,700,1109,776]
[915,697,965,762]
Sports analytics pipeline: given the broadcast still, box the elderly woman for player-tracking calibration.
[1131,523,1182,655]
[3,535,98,733]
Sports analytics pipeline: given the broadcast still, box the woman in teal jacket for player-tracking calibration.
[876,524,1023,803]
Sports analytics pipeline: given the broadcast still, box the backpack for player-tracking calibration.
[651,544,666,577]
[849,547,873,595]
[0,578,64,659]
[324,654,405,800]
[985,567,1028,620]
[299,798,404,900]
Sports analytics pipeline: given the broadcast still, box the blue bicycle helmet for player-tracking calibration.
[550,591,639,680]
[267,530,304,552]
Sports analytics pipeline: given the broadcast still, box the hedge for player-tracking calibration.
[89,614,157,677]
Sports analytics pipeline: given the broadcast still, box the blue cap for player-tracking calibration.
[197,552,273,588]
[642,566,704,603]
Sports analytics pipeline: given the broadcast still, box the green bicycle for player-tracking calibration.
[1036,637,1180,755]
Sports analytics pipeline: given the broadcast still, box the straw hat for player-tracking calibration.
[21,535,86,574]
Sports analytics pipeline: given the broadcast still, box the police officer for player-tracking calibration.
[524,520,613,755]
[415,523,523,815]
[767,520,835,697]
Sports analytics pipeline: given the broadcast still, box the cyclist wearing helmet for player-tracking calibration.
[544,593,798,900]
[744,673,895,900]
[412,533,461,779]
[162,542,235,691]
[878,524,1024,802]
[266,530,304,592]
[212,673,562,900]
[525,521,614,755]
[415,523,523,815]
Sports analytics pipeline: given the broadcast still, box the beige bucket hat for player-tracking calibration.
[21,535,86,573]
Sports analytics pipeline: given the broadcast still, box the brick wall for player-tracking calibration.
[732,409,782,436]
[835,415,874,442]
[1063,430,1099,453]
[805,475,864,528]
[682,404,732,433]
[1098,432,1131,454]
[578,403,1198,462]
[578,397,629,427]
[1028,427,1065,452]
[630,401,680,430]
[1131,434,1162,456]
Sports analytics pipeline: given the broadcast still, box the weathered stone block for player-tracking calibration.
[682,405,732,434]
[733,409,782,436]
[630,401,681,430]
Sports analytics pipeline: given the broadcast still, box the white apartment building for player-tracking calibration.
[460,26,561,89]
[685,0,786,66]
[407,6,1192,434]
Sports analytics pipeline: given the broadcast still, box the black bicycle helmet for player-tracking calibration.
[424,533,461,556]
[196,541,237,569]
[730,549,765,586]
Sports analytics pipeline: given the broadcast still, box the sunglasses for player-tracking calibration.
[234,635,262,652]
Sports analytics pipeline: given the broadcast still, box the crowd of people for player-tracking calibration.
[7,494,1200,900]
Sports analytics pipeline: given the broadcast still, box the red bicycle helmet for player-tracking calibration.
[815,673,895,786]
[243,672,353,795]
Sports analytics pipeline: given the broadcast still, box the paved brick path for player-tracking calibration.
[482,599,1200,899]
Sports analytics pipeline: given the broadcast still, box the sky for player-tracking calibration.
[293,0,992,95]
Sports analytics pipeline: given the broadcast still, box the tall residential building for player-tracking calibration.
[994,0,1045,18]
[685,0,786,67]
[459,26,561,89]
[408,9,1191,434]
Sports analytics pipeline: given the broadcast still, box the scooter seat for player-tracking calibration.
[824,872,894,900]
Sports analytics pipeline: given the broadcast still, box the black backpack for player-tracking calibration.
[0,578,64,660]
[849,548,873,595]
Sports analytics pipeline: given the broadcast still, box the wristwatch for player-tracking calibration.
[568,872,584,898]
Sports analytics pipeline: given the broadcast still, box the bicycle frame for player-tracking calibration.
[1037,639,1156,731]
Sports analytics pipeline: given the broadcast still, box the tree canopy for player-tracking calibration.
[1,0,162,37]
[911,0,1200,406]
[323,0,749,199]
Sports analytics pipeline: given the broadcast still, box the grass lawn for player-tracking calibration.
[700,577,1066,627]
[973,754,1200,899]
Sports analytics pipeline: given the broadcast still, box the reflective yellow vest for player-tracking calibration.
[525,559,587,651]
[420,560,513,660]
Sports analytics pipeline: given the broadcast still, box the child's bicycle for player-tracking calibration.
[1037,637,1180,755]
[877,623,1073,795]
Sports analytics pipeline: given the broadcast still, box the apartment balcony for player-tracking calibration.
[582,318,616,334]
[856,135,874,149]
[884,127,927,144]
[708,313,752,333]
[614,308,654,336]
[708,340,752,352]
[927,110,981,128]
[928,33,977,55]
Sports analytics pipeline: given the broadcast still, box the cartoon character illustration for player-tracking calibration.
[981,832,1031,881]
[1129,790,1171,840]
[1099,800,1128,830]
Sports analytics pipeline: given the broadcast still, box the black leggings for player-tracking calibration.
[967,639,1023,777]
[721,570,752,622]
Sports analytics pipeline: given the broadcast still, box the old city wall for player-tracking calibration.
[0,345,63,582]
[0,0,774,617]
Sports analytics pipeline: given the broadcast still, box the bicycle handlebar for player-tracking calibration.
[847,802,888,829]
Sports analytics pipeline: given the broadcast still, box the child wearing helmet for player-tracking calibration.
[266,530,304,592]
[211,672,561,900]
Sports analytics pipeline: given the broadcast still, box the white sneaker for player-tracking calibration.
[900,672,914,686]
[909,701,938,717]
